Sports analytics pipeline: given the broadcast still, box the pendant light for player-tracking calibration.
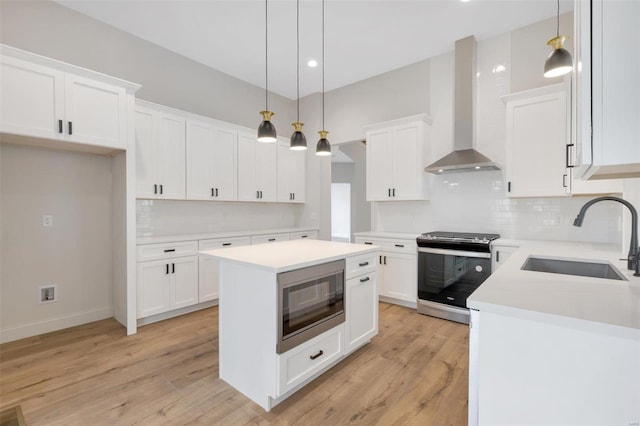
[543,0,573,78]
[257,0,277,142]
[290,0,307,150]
[316,0,331,156]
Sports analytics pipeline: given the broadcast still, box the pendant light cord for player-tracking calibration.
[321,0,325,130]
[296,0,300,122]
[556,0,560,38]
[265,0,269,111]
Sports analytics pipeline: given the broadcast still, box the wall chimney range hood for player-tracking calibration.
[425,36,500,174]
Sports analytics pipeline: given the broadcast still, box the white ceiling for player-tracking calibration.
[55,0,573,100]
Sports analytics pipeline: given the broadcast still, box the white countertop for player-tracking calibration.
[200,239,379,273]
[468,240,640,332]
[353,231,420,240]
[137,227,318,245]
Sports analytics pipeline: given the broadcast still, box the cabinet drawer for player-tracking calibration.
[289,230,318,240]
[355,237,416,254]
[250,233,290,245]
[199,236,251,251]
[278,325,344,396]
[136,241,198,262]
[346,252,378,279]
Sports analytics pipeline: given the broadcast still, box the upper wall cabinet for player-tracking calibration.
[0,45,137,150]
[503,84,570,198]
[573,0,640,180]
[237,131,278,202]
[135,103,186,200]
[186,119,238,201]
[364,114,432,201]
[277,137,306,203]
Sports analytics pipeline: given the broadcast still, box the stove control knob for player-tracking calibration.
[473,237,480,242]
[481,237,489,243]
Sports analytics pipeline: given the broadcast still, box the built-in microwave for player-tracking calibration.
[277,259,345,354]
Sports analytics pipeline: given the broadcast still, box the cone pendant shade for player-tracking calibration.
[290,122,307,150]
[316,130,331,156]
[258,110,277,143]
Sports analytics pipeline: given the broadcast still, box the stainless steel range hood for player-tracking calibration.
[425,36,500,174]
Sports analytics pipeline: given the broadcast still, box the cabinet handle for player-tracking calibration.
[562,174,568,188]
[211,188,215,197]
[160,185,163,195]
[58,119,63,134]
[384,256,387,265]
[392,188,396,197]
[172,263,175,274]
[165,264,169,274]
[292,193,295,200]
[163,249,175,253]
[358,261,369,267]
[154,184,158,194]
[496,250,500,263]
[507,181,512,193]
[268,238,276,242]
[260,191,263,199]
[215,188,219,197]
[68,121,73,135]
[360,277,370,283]
[222,242,232,247]
[309,350,324,360]
[395,244,404,248]
[388,188,391,197]
[565,144,575,168]
[379,255,382,264]
[257,190,260,199]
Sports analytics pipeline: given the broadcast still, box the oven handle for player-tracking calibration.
[418,247,491,259]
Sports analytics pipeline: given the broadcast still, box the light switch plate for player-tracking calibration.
[42,215,53,227]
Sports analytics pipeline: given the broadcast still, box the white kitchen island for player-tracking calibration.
[467,241,640,425]
[200,239,379,411]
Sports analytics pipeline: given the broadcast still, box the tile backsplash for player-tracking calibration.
[137,200,301,237]
[374,171,623,245]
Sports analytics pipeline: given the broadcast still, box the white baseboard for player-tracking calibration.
[379,295,417,309]
[0,307,114,344]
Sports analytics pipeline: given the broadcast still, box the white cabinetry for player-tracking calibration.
[491,241,519,272]
[355,235,417,305]
[365,115,431,201]
[186,119,238,201]
[345,253,378,354]
[573,0,640,179]
[1,49,128,150]
[136,243,198,319]
[135,102,186,199]
[238,131,278,202]
[503,84,570,198]
[198,236,251,302]
[277,138,306,203]
[250,233,290,245]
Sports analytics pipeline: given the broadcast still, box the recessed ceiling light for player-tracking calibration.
[307,59,318,68]
[492,64,506,74]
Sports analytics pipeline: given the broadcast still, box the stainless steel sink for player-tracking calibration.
[521,256,627,281]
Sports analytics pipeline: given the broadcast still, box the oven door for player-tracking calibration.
[277,260,345,353]
[417,248,491,309]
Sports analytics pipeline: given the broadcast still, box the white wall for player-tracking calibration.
[0,144,114,342]
[330,183,351,241]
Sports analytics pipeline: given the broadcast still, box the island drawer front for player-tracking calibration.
[250,233,290,245]
[137,241,198,262]
[355,237,416,254]
[346,252,378,279]
[278,325,344,396]
[289,230,319,240]
[199,236,251,251]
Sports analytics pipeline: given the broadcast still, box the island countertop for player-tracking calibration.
[200,239,379,273]
[468,240,640,333]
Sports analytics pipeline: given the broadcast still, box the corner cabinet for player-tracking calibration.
[135,102,186,199]
[364,114,432,201]
[1,45,132,150]
[277,137,306,203]
[573,0,640,180]
[237,131,278,202]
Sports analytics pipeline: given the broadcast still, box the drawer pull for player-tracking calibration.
[358,261,369,267]
[309,350,324,360]
[268,238,276,242]
[395,244,404,248]
[222,243,232,247]
[360,277,370,283]
[364,242,373,245]
[163,249,176,253]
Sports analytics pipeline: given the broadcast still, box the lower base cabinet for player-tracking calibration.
[345,271,378,353]
[136,256,198,318]
[379,252,416,303]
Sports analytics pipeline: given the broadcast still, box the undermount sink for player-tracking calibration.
[521,256,627,281]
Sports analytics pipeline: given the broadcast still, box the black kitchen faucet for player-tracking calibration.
[573,196,640,277]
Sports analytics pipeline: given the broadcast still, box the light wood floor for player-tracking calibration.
[0,303,469,425]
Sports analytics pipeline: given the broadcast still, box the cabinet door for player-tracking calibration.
[171,256,198,309]
[186,119,216,200]
[156,112,186,199]
[381,252,417,303]
[0,56,64,140]
[237,131,258,201]
[255,139,278,202]
[198,237,251,302]
[135,107,158,198]
[64,73,126,149]
[393,123,425,200]
[505,89,569,197]
[211,125,238,201]
[366,128,394,201]
[345,272,378,354]
[277,138,306,203]
[136,260,171,318]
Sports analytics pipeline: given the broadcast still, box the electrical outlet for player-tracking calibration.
[39,285,57,303]
[42,215,53,227]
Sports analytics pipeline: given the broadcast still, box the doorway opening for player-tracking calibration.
[331,183,351,242]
